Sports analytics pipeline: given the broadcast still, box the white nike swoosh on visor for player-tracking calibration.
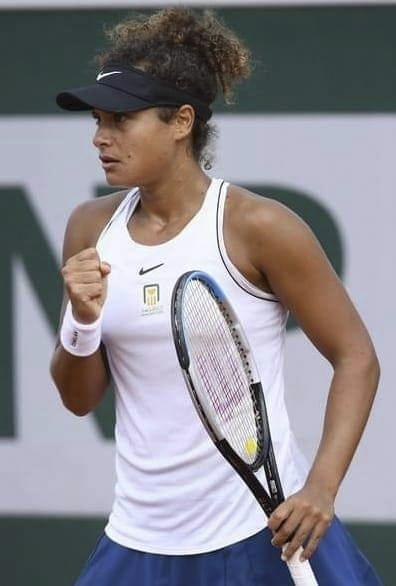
[96,71,122,81]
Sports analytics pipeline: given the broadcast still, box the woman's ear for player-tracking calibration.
[173,104,195,141]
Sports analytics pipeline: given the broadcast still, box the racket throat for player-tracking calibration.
[217,439,274,518]
[264,445,285,507]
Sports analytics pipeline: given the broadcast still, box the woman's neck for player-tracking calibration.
[136,161,211,223]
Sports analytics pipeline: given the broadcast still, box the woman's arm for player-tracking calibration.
[50,201,111,416]
[238,194,380,561]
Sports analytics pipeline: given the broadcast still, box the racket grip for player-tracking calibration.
[284,546,318,585]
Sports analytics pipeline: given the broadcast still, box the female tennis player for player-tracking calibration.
[50,7,382,585]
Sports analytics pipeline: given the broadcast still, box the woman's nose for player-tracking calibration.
[93,125,113,149]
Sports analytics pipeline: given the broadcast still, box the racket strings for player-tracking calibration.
[182,280,262,465]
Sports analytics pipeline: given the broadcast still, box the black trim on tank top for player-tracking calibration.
[95,188,138,245]
[215,181,279,303]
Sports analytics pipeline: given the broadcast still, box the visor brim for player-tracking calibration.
[56,84,153,113]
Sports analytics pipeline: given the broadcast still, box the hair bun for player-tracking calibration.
[99,7,252,105]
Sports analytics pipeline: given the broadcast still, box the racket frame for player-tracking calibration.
[171,270,318,586]
[171,270,284,514]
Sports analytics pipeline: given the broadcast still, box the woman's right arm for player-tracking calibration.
[50,202,111,416]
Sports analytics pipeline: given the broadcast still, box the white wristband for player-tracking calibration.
[60,302,103,357]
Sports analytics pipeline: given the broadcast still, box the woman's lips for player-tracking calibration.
[100,155,120,170]
[101,160,120,170]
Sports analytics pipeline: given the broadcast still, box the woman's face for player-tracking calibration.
[92,107,179,187]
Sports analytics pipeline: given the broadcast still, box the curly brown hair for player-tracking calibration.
[95,7,252,169]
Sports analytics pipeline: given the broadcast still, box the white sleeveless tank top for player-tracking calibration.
[96,177,307,555]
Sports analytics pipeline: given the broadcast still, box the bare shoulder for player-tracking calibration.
[225,183,319,253]
[225,183,308,236]
[63,189,129,262]
[224,183,326,284]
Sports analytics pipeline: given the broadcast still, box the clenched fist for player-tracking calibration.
[61,248,111,324]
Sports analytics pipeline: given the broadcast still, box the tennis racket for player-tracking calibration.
[171,270,317,586]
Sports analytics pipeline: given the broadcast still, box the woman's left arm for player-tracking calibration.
[246,198,380,562]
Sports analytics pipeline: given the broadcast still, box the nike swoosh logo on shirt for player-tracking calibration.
[139,263,164,276]
[96,71,122,81]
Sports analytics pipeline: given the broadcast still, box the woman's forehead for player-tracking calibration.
[91,107,165,124]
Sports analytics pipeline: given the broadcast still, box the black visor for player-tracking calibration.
[56,65,212,122]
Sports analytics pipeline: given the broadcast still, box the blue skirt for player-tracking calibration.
[74,517,382,585]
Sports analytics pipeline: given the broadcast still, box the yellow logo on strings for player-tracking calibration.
[245,437,257,458]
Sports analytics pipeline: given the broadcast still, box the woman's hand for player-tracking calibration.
[61,247,111,324]
[268,482,335,561]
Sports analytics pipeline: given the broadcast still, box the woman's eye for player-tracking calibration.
[114,113,126,123]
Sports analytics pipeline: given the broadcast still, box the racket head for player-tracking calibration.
[171,270,270,472]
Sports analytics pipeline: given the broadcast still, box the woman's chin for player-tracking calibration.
[106,180,131,188]
[104,173,131,188]
[103,165,146,188]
